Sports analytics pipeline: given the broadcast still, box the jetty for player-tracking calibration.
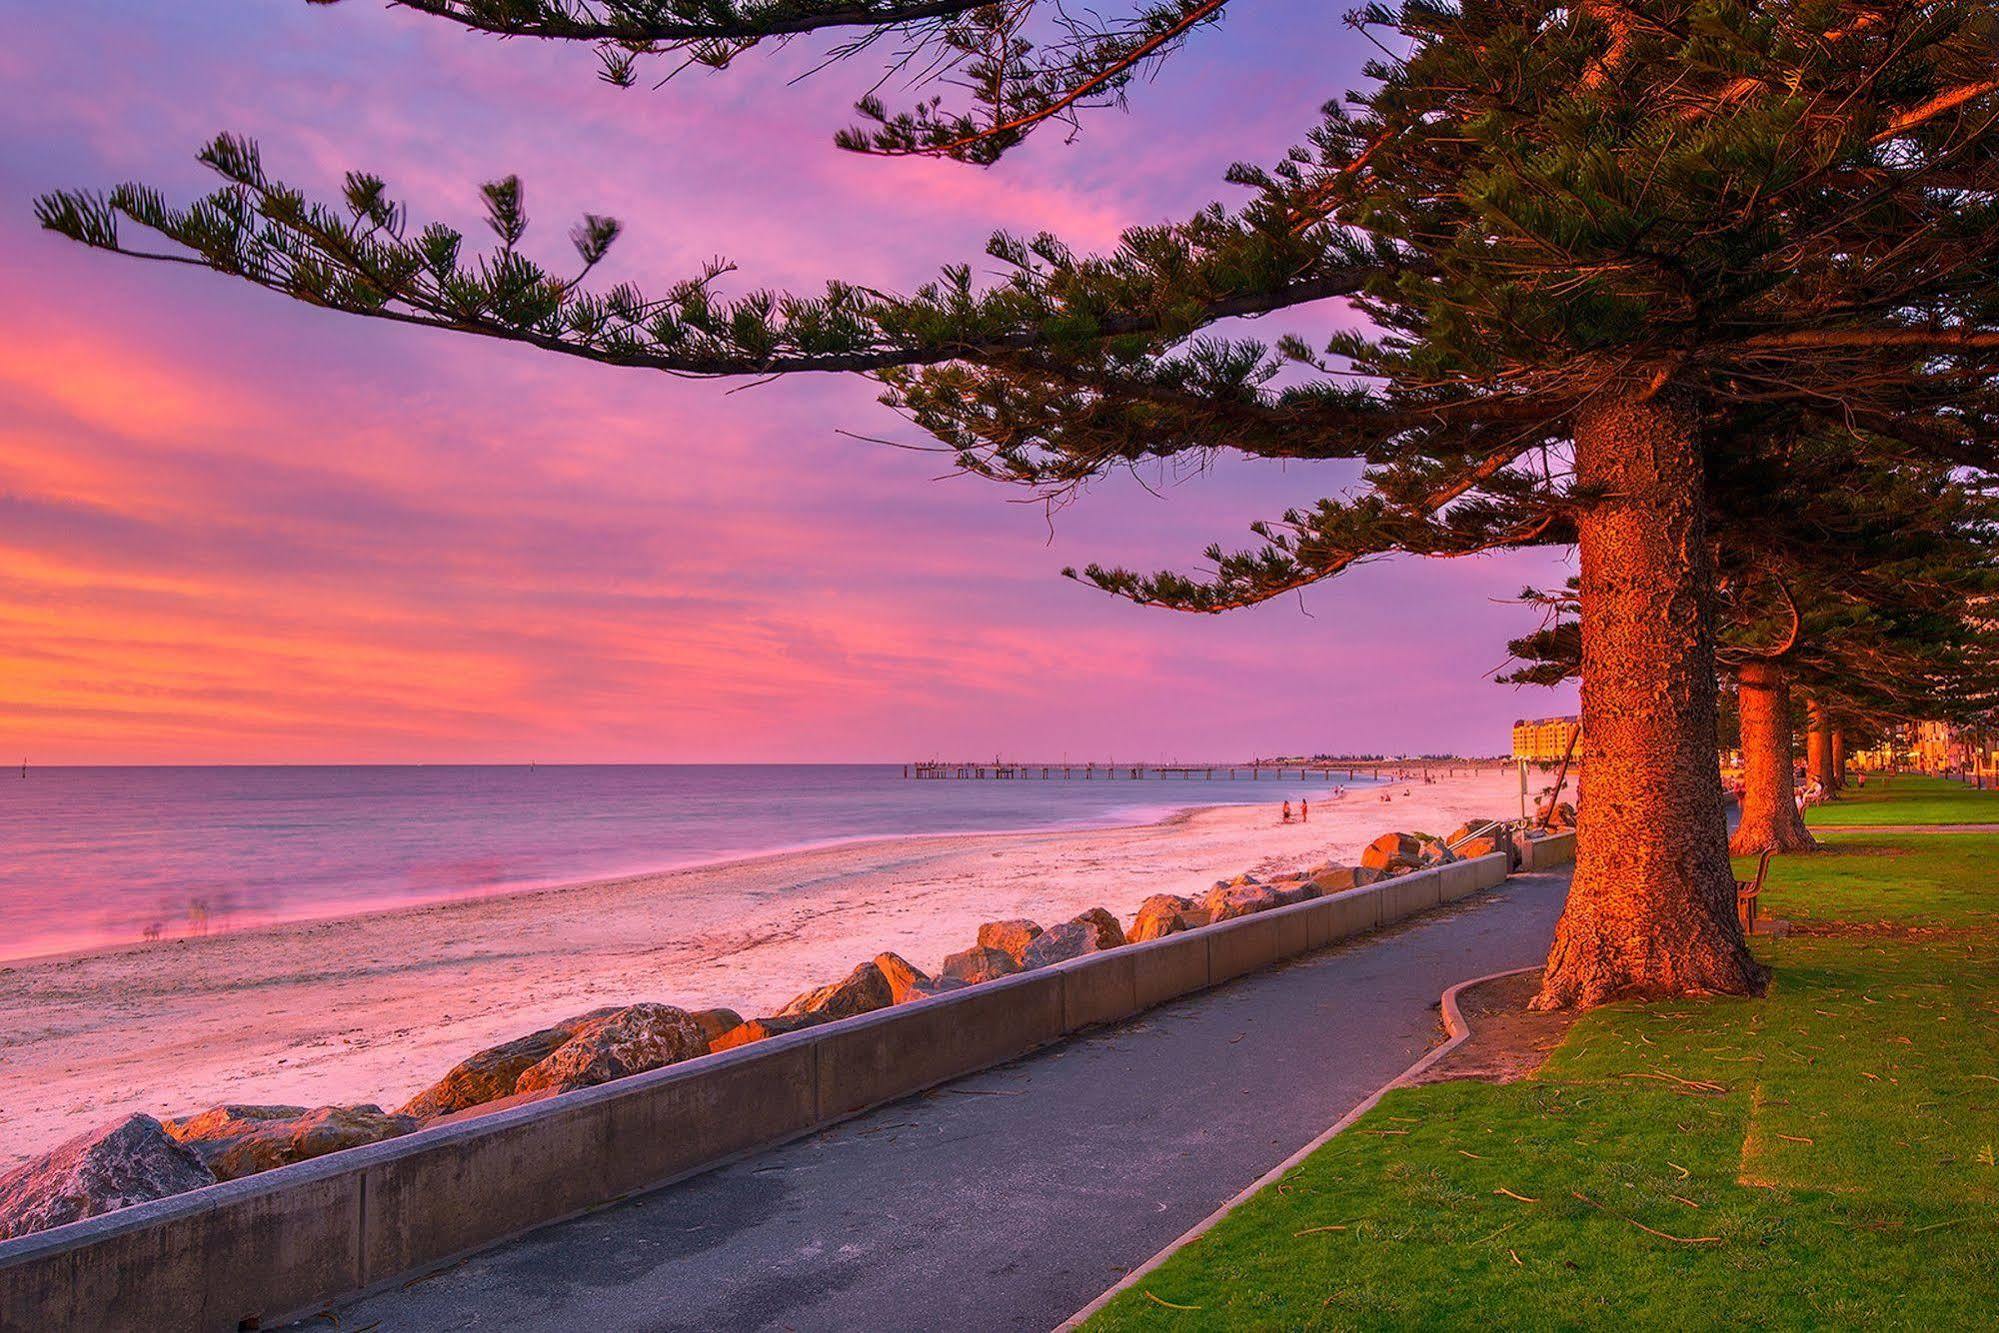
[903,758,1511,781]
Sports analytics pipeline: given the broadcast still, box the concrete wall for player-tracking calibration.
[0,851,1530,1332]
[1525,831,1578,871]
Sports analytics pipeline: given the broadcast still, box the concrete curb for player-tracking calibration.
[1054,960,1544,1330]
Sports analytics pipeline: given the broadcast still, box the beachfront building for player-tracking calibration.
[1512,715,1582,764]
[1851,721,1999,775]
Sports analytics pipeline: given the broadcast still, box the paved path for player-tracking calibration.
[300,868,1573,1333]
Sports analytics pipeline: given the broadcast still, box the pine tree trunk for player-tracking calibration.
[1728,660,1815,856]
[1535,389,1765,1010]
[1831,730,1847,791]
[1807,702,1835,795]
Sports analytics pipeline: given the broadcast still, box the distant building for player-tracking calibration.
[1854,721,1997,775]
[1513,715,1582,763]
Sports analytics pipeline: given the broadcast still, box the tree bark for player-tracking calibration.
[1728,661,1816,855]
[1535,389,1765,1010]
[1807,701,1835,796]
[1831,730,1847,790]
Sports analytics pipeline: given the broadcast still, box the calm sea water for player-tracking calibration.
[0,764,1374,962]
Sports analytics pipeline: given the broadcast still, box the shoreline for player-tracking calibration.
[0,795,1235,971]
[0,769,1524,1166]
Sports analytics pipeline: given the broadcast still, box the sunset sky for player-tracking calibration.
[2,2,1578,764]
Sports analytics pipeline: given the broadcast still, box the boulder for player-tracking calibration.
[777,960,896,1022]
[1016,919,1105,969]
[1128,894,1198,943]
[872,952,934,1004]
[1415,832,1460,866]
[1360,831,1453,875]
[1070,907,1127,950]
[288,1104,421,1164]
[1446,818,1504,844]
[939,945,1021,985]
[0,1114,215,1241]
[1203,881,1286,923]
[1266,879,1321,907]
[977,919,1043,962]
[401,1006,619,1118]
[161,1103,416,1181]
[513,1003,710,1096]
[689,1007,745,1045]
[1304,863,1381,894]
[708,1013,824,1053]
[909,976,971,999]
[1445,820,1507,859]
[160,1104,305,1180]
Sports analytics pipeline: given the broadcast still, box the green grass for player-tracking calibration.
[1805,773,1999,827]
[1088,835,1999,1330]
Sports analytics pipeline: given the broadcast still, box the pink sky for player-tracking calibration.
[0,3,1578,764]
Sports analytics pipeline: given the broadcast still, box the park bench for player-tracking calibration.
[1736,848,1773,935]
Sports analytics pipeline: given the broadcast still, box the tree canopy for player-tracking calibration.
[36,0,1999,1005]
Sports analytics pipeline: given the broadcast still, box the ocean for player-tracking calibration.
[0,764,1378,962]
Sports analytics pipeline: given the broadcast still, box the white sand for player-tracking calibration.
[0,768,1527,1166]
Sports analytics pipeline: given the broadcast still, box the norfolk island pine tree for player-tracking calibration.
[1504,438,1999,857]
[34,1,1999,1007]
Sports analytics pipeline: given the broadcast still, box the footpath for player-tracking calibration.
[296,868,1575,1331]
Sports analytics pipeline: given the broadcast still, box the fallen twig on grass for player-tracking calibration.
[1294,1224,1349,1236]
[1144,1291,1201,1310]
[1572,1192,1722,1243]
[1494,1187,1540,1203]
[1622,1070,1729,1095]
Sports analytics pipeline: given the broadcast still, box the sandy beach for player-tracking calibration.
[0,768,1526,1166]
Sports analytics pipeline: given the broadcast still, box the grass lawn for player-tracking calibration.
[1087,833,1999,1329]
[1806,773,1999,827]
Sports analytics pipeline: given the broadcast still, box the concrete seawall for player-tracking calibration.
[0,847,1555,1331]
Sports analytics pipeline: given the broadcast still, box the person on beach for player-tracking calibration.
[1301,797,1310,822]
[1281,799,1293,824]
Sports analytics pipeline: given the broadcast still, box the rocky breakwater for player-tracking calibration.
[0,826,1499,1242]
